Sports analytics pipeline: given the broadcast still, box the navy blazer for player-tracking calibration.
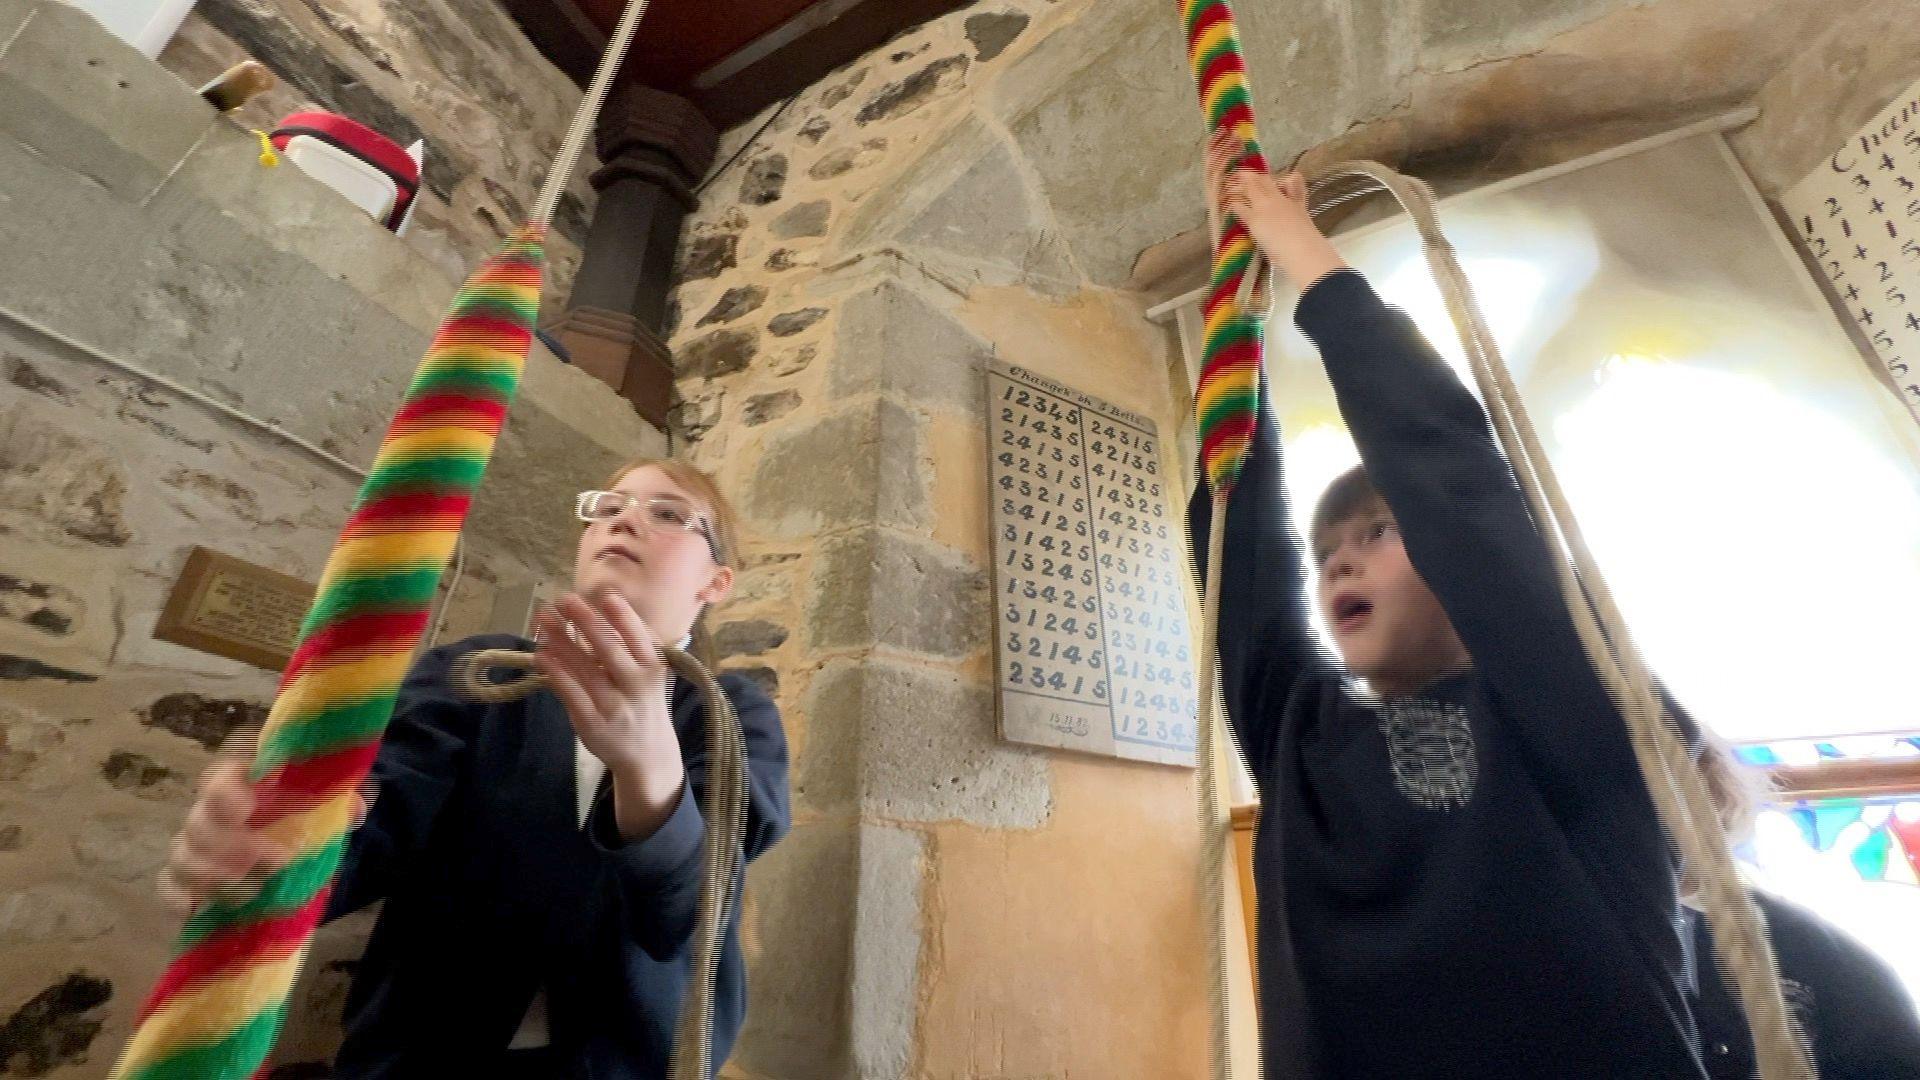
[1689,891,1920,1078]
[322,634,791,1079]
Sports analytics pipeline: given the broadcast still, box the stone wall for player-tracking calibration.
[1722,0,1920,198]
[661,5,1218,1077]
[155,0,597,311]
[1134,0,1920,294]
[0,2,662,1073]
[662,0,1920,1077]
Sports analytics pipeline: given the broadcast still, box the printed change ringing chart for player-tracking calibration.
[986,359,1198,767]
[1782,74,1920,427]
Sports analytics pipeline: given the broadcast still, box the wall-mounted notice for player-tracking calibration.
[154,546,316,670]
[1782,75,1920,426]
[986,359,1197,767]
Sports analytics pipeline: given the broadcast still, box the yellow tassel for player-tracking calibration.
[252,130,280,168]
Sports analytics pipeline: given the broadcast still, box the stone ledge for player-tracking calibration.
[148,118,452,331]
[0,79,663,589]
[0,0,215,202]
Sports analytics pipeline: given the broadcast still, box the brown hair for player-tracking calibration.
[1309,463,1387,557]
[602,457,740,671]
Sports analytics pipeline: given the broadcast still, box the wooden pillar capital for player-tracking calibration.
[555,87,715,429]
[593,84,717,187]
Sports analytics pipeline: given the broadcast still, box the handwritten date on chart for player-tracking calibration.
[985,360,1198,767]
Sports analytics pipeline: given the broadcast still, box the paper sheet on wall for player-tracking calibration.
[1781,76,1920,427]
[986,360,1198,767]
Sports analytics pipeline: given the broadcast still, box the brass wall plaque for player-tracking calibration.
[154,547,317,670]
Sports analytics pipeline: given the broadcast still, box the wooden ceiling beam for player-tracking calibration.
[684,0,971,129]
[502,0,969,129]
[1766,758,1920,803]
[497,0,606,87]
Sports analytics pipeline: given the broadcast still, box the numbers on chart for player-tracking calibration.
[1003,577,1099,613]
[1003,602,1102,640]
[1098,506,1168,533]
[1109,653,1196,691]
[991,372,1196,751]
[999,527,1093,562]
[1001,384,1081,422]
[1000,407,1076,443]
[1006,633,1103,670]
[998,474,1084,502]
[1002,497,1091,520]
[1115,714,1193,744]
[1088,439,1158,475]
[999,448,1084,476]
[1104,603,1182,637]
[1001,511,1091,540]
[1002,548,1096,588]
[1800,153,1920,412]
[1005,660,1104,699]
[1001,428,1080,451]
[1107,627,1190,663]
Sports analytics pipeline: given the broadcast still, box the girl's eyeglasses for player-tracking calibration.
[575,491,721,562]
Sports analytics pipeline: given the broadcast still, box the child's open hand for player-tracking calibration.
[532,592,687,840]
[1203,129,1347,292]
[533,592,679,779]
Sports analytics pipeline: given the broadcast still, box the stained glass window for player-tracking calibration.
[1737,736,1920,1000]
[1255,140,1920,741]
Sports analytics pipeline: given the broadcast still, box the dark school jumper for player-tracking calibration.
[1190,269,1707,1078]
[322,634,791,1079]
[1690,890,1920,1078]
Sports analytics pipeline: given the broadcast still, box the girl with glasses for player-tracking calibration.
[159,459,791,1079]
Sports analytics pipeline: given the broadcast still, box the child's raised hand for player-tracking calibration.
[1203,129,1348,292]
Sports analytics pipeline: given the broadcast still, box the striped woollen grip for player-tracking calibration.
[111,225,547,1080]
[1182,0,1269,496]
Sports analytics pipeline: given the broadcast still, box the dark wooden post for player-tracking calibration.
[544,84,716,427]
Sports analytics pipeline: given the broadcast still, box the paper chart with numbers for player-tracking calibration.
[986,359,1198,767]
[1781,75,1920,426]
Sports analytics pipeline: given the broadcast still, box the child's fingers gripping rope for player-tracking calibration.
[160,749,297,914]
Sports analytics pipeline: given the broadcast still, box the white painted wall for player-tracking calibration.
[62,0,195,56]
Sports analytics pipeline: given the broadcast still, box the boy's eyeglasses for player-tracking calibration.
[575,491,721,562]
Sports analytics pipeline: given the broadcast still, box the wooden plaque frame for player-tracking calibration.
[154,546,317,671]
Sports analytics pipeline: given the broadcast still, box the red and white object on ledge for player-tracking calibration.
[269,111,425,234]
